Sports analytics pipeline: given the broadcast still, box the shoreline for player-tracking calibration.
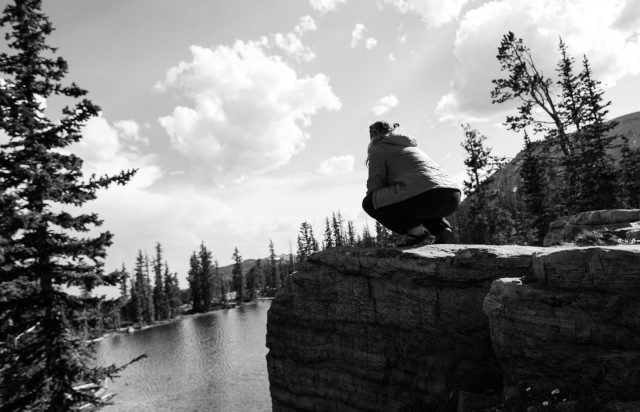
[99,298,273,339]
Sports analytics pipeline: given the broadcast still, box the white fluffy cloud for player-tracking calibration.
[383,0,471,27]
[310,0,346,13]
[74,116,162,188]
[436,0,640,122]
[273,15,317,61]
[366,38,378,49]
[371,95,399,116]
[351,24,365,48]
[156,40,341,183]
[316,155,355,175]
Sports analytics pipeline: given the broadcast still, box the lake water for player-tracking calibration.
[96,299,272,412]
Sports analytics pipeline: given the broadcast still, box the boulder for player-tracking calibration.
[484,245,640,401]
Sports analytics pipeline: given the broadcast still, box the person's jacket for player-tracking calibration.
[366,133,460,209]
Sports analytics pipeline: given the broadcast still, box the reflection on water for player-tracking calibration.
[96,300,272,412]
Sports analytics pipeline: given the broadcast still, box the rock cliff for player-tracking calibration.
[266,244,640,411]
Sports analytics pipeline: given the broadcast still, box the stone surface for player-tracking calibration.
[266,245,542,411]
[543,209,640,246]
[484,245,640,401]
[267,243,640,411]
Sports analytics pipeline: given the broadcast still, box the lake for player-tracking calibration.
[96,299,272,412]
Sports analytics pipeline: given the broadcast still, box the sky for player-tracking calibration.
[5,0,640,289]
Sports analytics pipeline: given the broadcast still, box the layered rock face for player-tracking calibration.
[266,245,541,411]
[484,245,640,401]
[266,244,640,411]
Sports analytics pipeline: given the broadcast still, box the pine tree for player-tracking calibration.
[346,221,357,246]
[331,212,344,247]
[619,136,640,208]
[459,125,514,244]
[267,239,278,291]
[231,247,244,301]
[142,253,154,323]
[118,263,129,300]
[0,2,140,408]
[518,132,555,245]
[152,243,167,321]
[198,242,213,311]
[576,56,619,211]
[296,221,318,263]
[323,217,333,249]
[361,224,375,247]
[163,263,179,318]
[187,251,201,312]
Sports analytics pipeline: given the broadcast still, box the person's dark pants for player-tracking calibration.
[362,188,461,236]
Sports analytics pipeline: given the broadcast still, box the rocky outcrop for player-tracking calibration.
[266,245,542,411]
[266,244,640,411]
[484,245,640,404]
[543,209,640,246]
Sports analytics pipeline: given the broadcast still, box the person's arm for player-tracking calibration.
[366,147,386,195]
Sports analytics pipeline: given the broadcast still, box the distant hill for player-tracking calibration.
[216,254,291,281]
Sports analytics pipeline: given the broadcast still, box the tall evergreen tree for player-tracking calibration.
[152,243,167,321]
[459,125,514,244]
[187,251,201,312]
[198,242,213,311]
[296,221,318,263]
[162,263,179,319]
[231,247,244,301]
[142,253,154,323]
[619,136,640,208]
[331,212,344,247]
[323,217,333,249]
[346,221,357,247]
[518,132,554,245]
[360,223,375,248]
[0,1,138,409]
[576,56,619,211]
[267,239,278,291]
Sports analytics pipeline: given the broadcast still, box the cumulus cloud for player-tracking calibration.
[371,95,399,116]
[156,40,341,183]
[383,0,471,27]
[351,24,365,48]
[316,155,355,175]
[310,0,347,13]
[435,0,640,123]
[72,116,162,188]
[273,15,317,61]
[366,38,378,49]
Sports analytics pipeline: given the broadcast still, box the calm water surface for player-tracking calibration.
[96,300,272,412]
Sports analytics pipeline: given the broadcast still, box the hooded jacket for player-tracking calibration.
[366,133,460,209]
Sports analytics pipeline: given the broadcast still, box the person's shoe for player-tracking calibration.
[396,232,430,247]
[433,228,453,244]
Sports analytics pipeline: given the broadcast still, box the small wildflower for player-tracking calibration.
[543,401,549,406]
[551,389,560,395]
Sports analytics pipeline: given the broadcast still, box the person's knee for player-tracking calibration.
[362,194,374,214]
